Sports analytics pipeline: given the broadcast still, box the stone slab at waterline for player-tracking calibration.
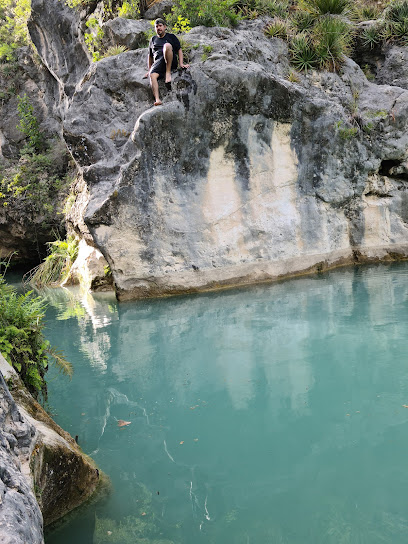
[28,3,408,299]
[0,355,101,541]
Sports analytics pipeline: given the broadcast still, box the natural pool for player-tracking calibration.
[43,262,408,544]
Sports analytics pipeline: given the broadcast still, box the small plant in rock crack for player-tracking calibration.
[361,24,383,49]
[17,93,44,153]
[102,45,129,58]
[201,44,213,61]
[335,120,358,140]
[287,69,300,82]
[84,17,104,62]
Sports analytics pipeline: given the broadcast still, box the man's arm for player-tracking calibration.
[178,48,189,69]
[144,40,154,78]
[144,54,152,78]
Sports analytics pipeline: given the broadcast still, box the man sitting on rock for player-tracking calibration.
[144,18,189,106]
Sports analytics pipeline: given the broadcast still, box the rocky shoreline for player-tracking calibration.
[0,355,102,543]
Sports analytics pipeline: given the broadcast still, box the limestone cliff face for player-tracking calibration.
[0,356,101,542]
[26,4,408,299]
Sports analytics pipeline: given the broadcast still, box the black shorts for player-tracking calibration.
[150,56,178,79]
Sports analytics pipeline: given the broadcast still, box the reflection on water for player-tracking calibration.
[44,263,408,544]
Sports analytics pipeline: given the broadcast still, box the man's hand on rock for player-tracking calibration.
[180,64,190,69]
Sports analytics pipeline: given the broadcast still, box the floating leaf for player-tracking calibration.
[118,420,131,427]
[402,405,408,408]
[179,441,184,444]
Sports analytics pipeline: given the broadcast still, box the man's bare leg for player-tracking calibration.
[149,72,162,105]
[163,43,173,84]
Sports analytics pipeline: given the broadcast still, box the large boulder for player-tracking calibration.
[28,0,91,98]
[376,46,408,90]
[103,17,151,50]
[58,24,408,299]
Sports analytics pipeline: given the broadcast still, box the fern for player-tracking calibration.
[0,274,72,398]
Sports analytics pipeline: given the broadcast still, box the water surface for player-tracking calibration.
[44,263,408,544]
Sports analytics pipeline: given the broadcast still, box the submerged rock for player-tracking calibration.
[0,355,102,538]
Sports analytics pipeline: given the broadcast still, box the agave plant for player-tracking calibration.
[290,32,318,71]
[361,24,383,48]
[264,17,292,38]
[102,44,129,58]
[313,15,353,70]
[300,0,351,16]
[291,9,316,31]
[381,0,408,43]
[384,0,408,23]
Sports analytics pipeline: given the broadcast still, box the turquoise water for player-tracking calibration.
[43,263,408,544]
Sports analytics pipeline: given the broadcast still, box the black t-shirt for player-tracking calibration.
[148,33,181,62]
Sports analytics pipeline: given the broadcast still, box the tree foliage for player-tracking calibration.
[0,0,30,61]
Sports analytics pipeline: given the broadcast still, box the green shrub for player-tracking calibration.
[291,9,316,31]
[201,44,213,60]
[335,120,358,139]
[17,93,44,153]
[117,0,140,18]
[238,0,290,17]
[361,23,383,48]
[172,15,192,33]
[384,0,408,23]
[0,138,71,234]
[169,0,241,28]
[362,63,375,80]
[351,1,382,22]
[0,274,72,398]
[85,17,104,62]
[178,37,194,63]
[0,60,21,103]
